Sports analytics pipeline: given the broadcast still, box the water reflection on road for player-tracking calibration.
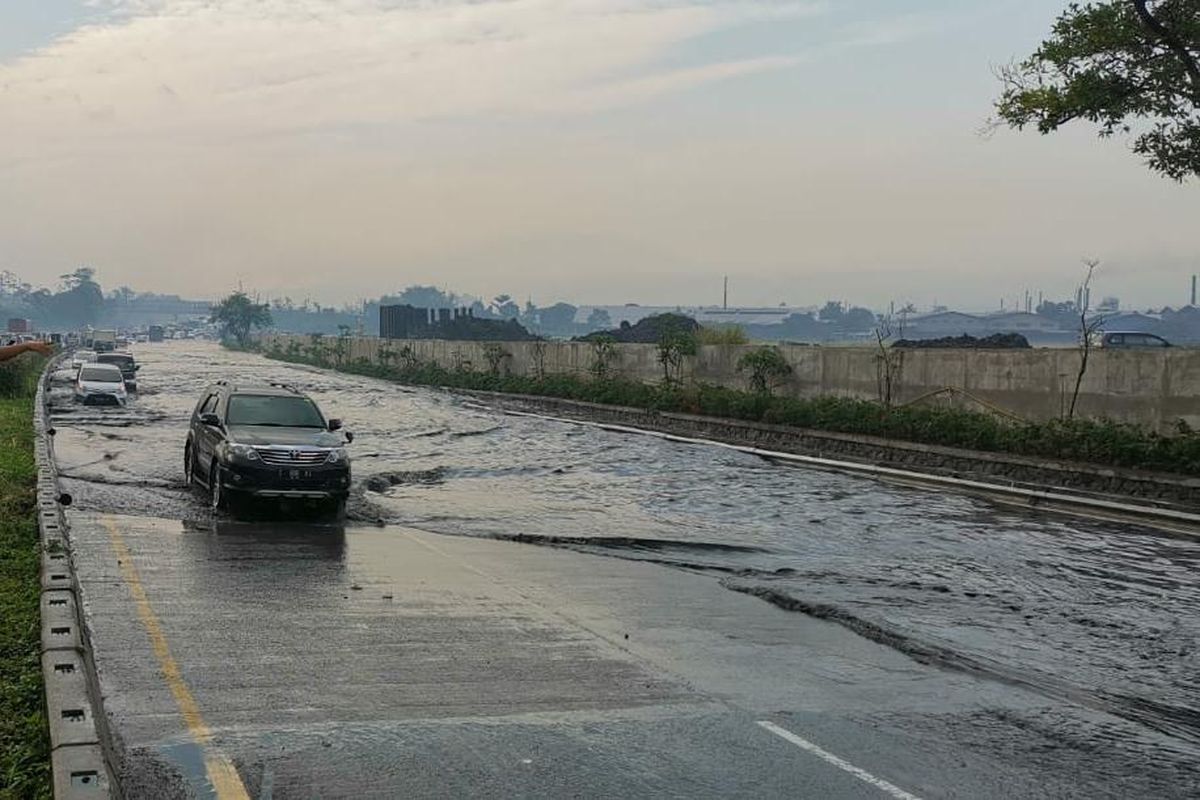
[49,340,1200,775]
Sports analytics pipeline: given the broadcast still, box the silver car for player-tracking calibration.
[71,349,98,369]
[1100,331,1171,349]
[75,362,128,406]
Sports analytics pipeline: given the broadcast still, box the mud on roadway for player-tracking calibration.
[46,340,1200,799]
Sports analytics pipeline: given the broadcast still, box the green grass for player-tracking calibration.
[0,355,51,800]
[261,343,1200,478]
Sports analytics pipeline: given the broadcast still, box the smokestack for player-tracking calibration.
[723,276,728,310]
[1192,275,1196,307]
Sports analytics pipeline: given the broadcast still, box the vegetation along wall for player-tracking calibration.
[257,334,1200,433]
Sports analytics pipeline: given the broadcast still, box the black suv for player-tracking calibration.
[96,352,139,391]
[185,381,353,516]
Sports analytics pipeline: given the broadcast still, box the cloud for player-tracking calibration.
[1,0,826,155]
[5,0,1193,312]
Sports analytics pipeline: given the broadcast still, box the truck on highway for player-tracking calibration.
[91,329,118,353]
[148,325,166,342]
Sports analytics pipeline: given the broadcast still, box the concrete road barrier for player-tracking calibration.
[34,360,114,799]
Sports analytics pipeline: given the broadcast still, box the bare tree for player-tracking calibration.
[532,340,548,381]
[873,313,904,408]
[1067,259,1105,419]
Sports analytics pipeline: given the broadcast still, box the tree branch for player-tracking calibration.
[1131,0,1200,95]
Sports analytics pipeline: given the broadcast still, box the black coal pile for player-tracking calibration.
[893,333,1031,349]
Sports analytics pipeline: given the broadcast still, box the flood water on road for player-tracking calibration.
[49,341,1200,786]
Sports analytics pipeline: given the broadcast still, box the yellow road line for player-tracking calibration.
[102,516,251,800]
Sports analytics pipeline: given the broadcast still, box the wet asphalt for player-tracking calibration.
[49,341,1200,799]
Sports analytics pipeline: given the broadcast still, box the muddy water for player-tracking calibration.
[50,340,1200,774]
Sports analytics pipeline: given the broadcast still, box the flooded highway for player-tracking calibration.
[49,340,1200,798]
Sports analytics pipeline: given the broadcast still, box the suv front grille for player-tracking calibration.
[256,448,328,466]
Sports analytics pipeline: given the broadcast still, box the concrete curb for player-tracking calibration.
[34,358,115,799]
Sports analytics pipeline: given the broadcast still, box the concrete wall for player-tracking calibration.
[258,334,1200,431]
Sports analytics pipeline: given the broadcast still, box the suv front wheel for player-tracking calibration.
[184,443,196,487]
[210,460,226,511]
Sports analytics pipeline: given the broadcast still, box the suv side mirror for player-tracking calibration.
[200,412,221,427]
[327,418,343,432]
[344,431,354,443]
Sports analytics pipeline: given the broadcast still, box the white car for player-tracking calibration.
[75,362,128,406]
[71,349,98,369]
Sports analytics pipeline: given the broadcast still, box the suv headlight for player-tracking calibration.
[325,447,348,464]
[225,444,261,462]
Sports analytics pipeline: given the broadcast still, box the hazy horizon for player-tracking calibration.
[2,1,1197,312]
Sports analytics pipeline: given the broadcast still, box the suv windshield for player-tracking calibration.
[80,366,121,382]
[227,394,325,428]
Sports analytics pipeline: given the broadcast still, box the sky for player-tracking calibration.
[1,0,1197,312]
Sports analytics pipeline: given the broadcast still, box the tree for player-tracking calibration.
[737,347,793,395]
[52,267,104,326]
[697,325,749,345]
[994,1,1200,181]
[59,267,97,291]
[384,285,457,309]
[818,301,845,323]
[656,317,698,385]
[840,307,878,332]
[535,302,579,335]
[777,312,823,339]
[211,292,273,346]
[109,286,136,306]
[873,316,905,408]
[491,294,520,319]
[586,308,613,330]
[1068,259,1107,418]
[589,335,618,380]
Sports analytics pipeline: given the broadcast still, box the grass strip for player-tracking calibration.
[0,355,50,800]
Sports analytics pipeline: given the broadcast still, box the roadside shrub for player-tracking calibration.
[656,320,697,384]
[737,347,792,395]
[697,326,749,345]
[589,336,619,380]
[0,355,43,399]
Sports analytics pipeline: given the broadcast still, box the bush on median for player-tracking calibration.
[257,342,1200,477]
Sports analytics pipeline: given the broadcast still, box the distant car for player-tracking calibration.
[75,362,128,406]
[184,381,354,517]
[95,352,139,391]
[1101,331,1171,349]
[71,349,98,369]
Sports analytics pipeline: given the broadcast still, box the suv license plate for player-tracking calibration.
[285,469,308,481]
